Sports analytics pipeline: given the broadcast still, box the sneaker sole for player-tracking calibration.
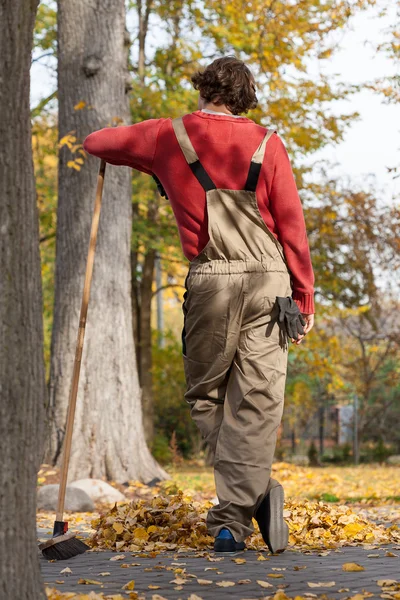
[257,485,288,554]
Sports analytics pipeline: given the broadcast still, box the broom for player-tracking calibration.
[39,159,106,560]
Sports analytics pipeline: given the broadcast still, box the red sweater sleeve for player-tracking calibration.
[269,136,315,314]
[83,119,165,175]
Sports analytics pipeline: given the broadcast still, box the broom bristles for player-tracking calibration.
[39,531,89,560]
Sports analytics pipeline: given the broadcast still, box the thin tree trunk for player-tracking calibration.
[0,1,46,598]
[140,248,157,442]
[48,0,166,482]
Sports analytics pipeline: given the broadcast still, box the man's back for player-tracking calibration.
[83,109,314,314]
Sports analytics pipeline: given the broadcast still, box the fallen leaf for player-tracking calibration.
[377,580,398,587]
[233,557,246,564]
[197,579,213,585]
[294,566,307,571]
[113,522,124,534]
[238,579,251,584]
[60,567,72,575]
[385,551,398,557]
[257,554,269,561]
[110,554,125,561]
[342,562,365,572]
[367,554,380,558]
[216,581,236,587]
[268,573,283,578]
[308,582,336,588]
[148,585,160,589]
[257,580,273,588]
[98,572,111,576]
[122,580,136,590]
[78,578,102,585]
[188,595,204,600]
[170,578,187,585]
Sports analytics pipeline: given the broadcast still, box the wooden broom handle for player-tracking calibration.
[56,160,106,521]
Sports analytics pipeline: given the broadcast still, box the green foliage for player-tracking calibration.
[152,330,201,458]
[34,1,57,57]
[151,433,173,465]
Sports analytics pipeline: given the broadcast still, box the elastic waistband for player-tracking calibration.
[188,258,289,275]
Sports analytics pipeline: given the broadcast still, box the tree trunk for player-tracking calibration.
[48,0,166,482]
[0,1,46,598]
[139,248,156,443]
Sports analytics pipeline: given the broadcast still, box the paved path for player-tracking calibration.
[40,543,400,598]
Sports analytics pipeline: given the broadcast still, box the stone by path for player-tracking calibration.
[40,544,400,599]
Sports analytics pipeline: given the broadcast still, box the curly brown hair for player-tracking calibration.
[191,56,258,115]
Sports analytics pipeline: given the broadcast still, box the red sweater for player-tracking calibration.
[83,110,315,314]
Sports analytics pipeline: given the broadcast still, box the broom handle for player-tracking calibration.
[56,159,106,521]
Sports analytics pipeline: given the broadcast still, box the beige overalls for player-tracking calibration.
[172,117,292,543]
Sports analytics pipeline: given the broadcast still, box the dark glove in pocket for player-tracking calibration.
[276,296,306,340]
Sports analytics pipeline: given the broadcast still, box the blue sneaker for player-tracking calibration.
[214,528,246,553]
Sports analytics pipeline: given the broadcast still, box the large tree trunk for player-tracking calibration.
[48,0,165,482]
[0,1,46,598]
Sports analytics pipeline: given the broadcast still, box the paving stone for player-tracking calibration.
[40,545,400,598]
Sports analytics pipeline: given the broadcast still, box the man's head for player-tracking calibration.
[191,56,258,115]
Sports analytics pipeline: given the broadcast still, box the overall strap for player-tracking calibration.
[245,128,277,192]
[172,117,216,192]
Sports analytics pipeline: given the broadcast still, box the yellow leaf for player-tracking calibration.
[268,573,283,578]
[342,563,365,572]
[122,580,135,590]
[67,161,81,171]
[343,523,364,537]
[197,579,213,585]
[257,580,273,588]
[133,527,149,540]
[308,582,336,588]
[148,585,160,589]
[377,580,398,587]
[77,578,102,584]
[233,557,246,564]
[216,581,236,587]
[113,522,124,534]
[238,579,251,584]
[74,101,87,110]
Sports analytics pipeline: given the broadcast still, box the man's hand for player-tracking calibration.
[291,313,314,345]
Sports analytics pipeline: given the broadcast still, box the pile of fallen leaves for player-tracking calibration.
[284,499,400,549]
[89,490,400,553]
[90,491,213,552]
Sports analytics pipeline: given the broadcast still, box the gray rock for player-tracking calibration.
[70,479,126,504]
[37,484,95,512]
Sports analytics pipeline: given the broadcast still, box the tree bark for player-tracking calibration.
[48,0,166,482]
[0,1,46,598]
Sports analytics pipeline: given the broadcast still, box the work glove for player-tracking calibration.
[276,296,306,340]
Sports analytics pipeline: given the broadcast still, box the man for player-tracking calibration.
[84,55,315,554]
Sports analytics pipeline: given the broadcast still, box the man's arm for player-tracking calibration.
[268,135,315,315]
[83,118,166,175]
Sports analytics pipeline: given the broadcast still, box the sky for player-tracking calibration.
[31,2,400,201]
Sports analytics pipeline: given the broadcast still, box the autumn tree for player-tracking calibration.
[0,1,46,598]
[48,0,165,482]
